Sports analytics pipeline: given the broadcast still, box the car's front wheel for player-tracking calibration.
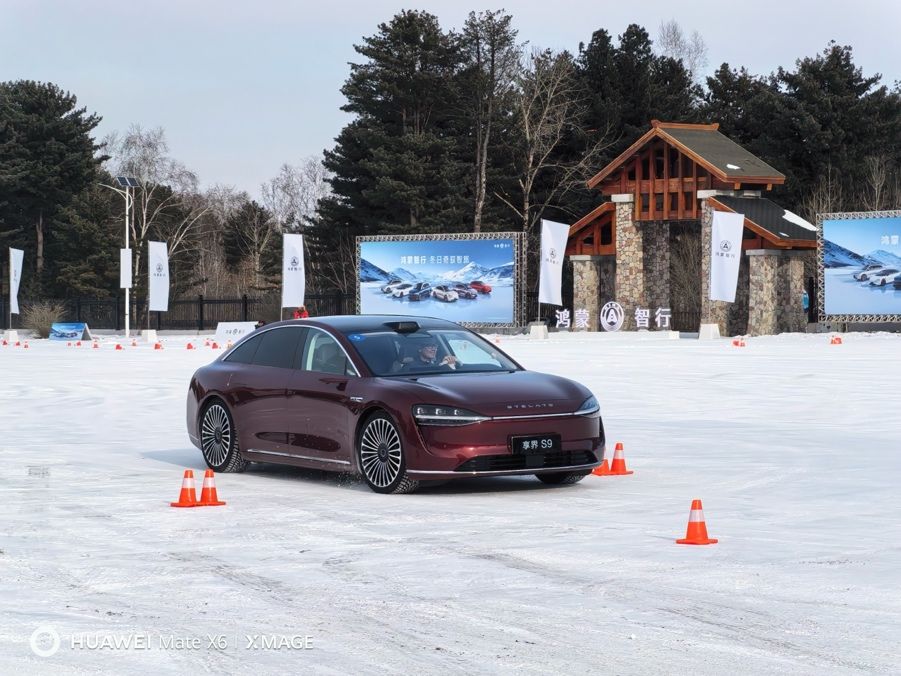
[357,411,419,494]
[535,470,590,486]
[200,400,247,473]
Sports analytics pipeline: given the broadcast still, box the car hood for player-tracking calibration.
[390,370,591,417]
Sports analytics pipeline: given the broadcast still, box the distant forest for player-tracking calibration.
[1,10,899,301]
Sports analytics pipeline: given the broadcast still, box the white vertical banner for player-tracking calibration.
[147,241,170,312]
[709,211,745,302]
[538,219,570,306]
[281,233,305,309]
[9,248,24,315]
[120,248,132,289]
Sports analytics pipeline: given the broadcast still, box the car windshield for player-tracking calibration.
[345,329,519,376]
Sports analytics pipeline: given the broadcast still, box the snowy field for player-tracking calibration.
[1,331,900,675]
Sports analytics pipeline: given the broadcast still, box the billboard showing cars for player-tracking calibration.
[357,234,521,324]
[820,211,901,318]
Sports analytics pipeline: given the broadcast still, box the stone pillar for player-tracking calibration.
[699,199,729,335]
[613,194,643,329]
[747,249,808,335]
[570,255,601,330]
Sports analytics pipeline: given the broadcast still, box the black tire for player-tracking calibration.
[199,399,247,473]
[357,411,419,494]
[535,470,590,485]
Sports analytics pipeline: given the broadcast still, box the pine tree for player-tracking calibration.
[0,81,103,292]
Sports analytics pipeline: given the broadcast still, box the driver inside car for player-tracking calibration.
[399,340,459,371]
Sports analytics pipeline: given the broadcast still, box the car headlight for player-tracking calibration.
[413,404,488,426]
[576,395,600,417]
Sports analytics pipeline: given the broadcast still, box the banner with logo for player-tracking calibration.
[709,211,745,302]
[538,219,570,306]
[214,321,259,343]
[281,233,305,309]
[120,248,132,289]
[148,241,170,312]
[9,247,24,315]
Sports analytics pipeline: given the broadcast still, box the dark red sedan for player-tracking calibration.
[186,316,604,494]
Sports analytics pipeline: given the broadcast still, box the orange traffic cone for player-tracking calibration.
[154,342,163,350]
[76,341,82,347]
[114,343,123,351]
[592,459,610,476]
[67,342,72,347]
[226,340,233,349]
[197,469,226,506]
[676,499,718,545]
[131,339,138,347]
[204,340,211,347]
[14,341,20,347]
[186,342,195,350]
[93,341,100,349]
[830,335,843,345]
[23,342,29,349]
[211,342,220,349]
[170,470,199,508]
[607,442,634,475]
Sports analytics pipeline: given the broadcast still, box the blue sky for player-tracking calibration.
[361,239,514,274]
[2,1,899,197]
[823,217,901,255]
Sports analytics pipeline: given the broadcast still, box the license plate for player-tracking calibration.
[510,434,561,454]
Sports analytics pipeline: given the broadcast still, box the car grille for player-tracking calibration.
[454,450,597,473]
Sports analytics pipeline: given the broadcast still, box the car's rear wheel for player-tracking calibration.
[357,411,419,494]
[535,470,590,485]
[200,400,246,473]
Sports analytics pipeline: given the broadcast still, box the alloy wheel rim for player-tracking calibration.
[201,404,231,467]
[360,418,402,488]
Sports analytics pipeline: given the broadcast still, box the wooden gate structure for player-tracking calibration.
[566,121,816,334]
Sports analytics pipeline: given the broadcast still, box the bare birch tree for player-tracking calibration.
[261,157,332,232]
[496,48,612,233]
[104,126,209,287]
[802,164,844,220]
[859,154,894,211]
[656,19,708,82]
[462,10,521,232]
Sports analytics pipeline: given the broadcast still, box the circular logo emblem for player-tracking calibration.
[549,248,557,264]
[291,256,299,267]
[719,240,732,253]
[600,302,624,332]
[30,625,60,657]
[155,262,164,274]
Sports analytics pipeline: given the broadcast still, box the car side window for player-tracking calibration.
[251,327,305,369]
[297,330,357,376]
[224,333,263,364]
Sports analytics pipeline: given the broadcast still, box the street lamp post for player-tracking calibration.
[103,177,140,338]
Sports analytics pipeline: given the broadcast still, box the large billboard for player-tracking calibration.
[357,233,525,326]
[818,210,901,321]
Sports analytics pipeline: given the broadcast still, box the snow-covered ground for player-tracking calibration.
[1,332,900,675]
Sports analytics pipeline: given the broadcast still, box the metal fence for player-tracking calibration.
[3,291,702,332]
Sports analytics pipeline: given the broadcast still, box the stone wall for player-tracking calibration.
[747,250,807,335]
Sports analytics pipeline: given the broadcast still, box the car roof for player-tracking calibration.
[267,315,465,334]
